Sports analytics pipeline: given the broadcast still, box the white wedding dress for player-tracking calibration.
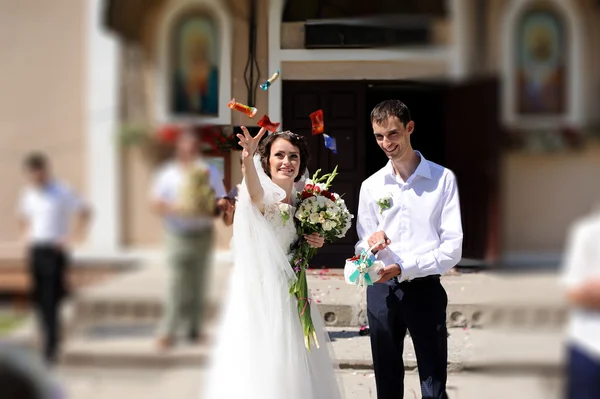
[202,156,342,399]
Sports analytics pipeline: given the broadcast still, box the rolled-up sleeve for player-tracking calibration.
[396,171,463,280]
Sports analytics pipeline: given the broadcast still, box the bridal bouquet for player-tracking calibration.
[178,166,216,216]
[289,166,354,350]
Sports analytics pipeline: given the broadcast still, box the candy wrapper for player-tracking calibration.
[228,98,257,118]
[309,109,324,135]
[257,114,281,132]
[323,134,337,154]
[177,166,216,216]
[259,69,281,91]
[344,240,386,287]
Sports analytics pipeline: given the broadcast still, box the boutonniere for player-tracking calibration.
[278,203,291,226]
[376,193,393,215]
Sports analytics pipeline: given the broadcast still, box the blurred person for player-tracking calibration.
[356,100,463,399]
[17,153,91,366]
[202,128,340,399]
[151,126,228,350]
[562,208,600,399]
[220,154,243,226]
[0,345,64,399]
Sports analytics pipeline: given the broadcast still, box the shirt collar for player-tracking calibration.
[384,151,431,182]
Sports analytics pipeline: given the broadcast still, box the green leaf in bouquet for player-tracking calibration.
[311,169,321,182]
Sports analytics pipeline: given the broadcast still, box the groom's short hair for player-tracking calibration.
[370,100,412,127]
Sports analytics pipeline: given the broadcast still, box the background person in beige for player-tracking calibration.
[17,153,91,366]
[151,127,228,350]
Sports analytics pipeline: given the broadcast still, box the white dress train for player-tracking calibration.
[201,156,342,399]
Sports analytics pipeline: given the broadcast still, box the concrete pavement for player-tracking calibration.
[54,365,563,399]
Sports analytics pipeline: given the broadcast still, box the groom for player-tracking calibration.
[356,100,463,398]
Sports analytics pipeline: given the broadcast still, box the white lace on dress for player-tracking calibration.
[263,203,298,256]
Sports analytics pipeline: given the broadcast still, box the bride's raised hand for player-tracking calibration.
[237,126,267,206]
[237,126,267,161]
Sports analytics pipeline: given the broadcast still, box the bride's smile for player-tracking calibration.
[269,138,300,182]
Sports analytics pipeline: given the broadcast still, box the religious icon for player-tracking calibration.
[517,9,566,115]
[171,13,219,116]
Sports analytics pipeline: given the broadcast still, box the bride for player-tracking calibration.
[202,127,342,398]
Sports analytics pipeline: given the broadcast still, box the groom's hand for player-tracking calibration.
[368,231,391,253]
[377,264,401,283]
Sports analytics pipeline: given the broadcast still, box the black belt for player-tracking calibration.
[398,274,440,283]
[30,243,62,251]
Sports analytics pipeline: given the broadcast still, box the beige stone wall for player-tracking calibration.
[118,0,600,258]
[0,0,85,245]
[501,143,600,253]
[577,0,600,123]
[120,0,268,247]
[484,0,600,254]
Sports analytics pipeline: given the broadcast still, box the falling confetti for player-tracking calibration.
[309,109,324,135]
[323,134,337,154]
[257,114,280,132]
[259,69,281,91]
[228,98,257,118]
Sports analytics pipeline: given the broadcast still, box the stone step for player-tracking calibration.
[71,266,568,330]
[56,323,564,372]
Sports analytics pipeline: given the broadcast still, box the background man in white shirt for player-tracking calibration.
[17,153,91,365]
[356,100,463,399]
[151,127,228,350]
[562,209,600,398]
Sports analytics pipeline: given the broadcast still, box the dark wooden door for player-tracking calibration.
[282,81,366,267]
[441,77,501,262]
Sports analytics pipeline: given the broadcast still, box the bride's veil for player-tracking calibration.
[203,154,343,398]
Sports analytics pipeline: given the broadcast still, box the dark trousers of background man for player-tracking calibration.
[28,245,68,365]
[367,276,449,399]
[566,344,600,399]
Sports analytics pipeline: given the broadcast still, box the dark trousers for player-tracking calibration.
[29,245,68,364]
[367,276,448,399]
[566,344,600,399]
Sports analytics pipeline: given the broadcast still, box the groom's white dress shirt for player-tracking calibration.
[562,211,600,358]
[356,151,463,282]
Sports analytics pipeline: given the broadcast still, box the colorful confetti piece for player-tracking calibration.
[257,114,280,132]
[259,69,281,91]
[323,134,337,154]
[228,98,257,118]
[310,109,324,135]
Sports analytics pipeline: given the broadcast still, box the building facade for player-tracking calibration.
[2,0,600,267]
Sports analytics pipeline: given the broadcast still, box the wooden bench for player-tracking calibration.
[0,256,130,310]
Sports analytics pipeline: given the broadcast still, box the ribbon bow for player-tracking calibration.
[348,239,385,287]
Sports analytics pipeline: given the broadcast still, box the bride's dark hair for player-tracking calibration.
[258,131,310,182]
